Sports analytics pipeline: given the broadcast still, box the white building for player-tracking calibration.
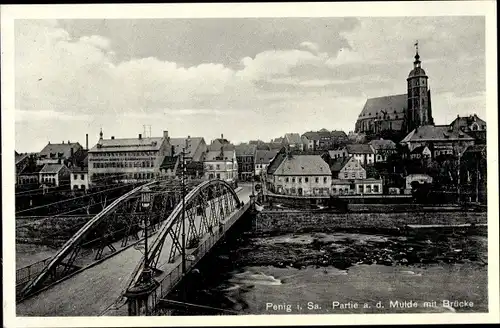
[204,147,238,184]
[254,150,278,177]
[346,144,375,165]
[270,155,331,196]
[330,156,383,196]
[39,163,71,187]
[70,169,89,191]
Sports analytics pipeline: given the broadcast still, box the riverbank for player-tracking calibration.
[253,210,487,235]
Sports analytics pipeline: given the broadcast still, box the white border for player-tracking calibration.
[2,2,498,327]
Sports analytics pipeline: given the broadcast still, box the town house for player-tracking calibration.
[330,156,383,196]
[203,146,238,185]
[346,144,375,165]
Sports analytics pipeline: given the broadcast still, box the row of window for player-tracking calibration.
[342,172,365,179]
[278,176,329,184]
[205,164,234,171]
[331,184,380,194]
[207,172,236,180]
[92,151,157,157]
[73,174,86,180]
[91,172,155,180]
[93,161,155,168]
[72,184,87,190]
[278,187,330,195]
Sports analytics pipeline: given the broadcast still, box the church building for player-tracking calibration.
[355,42,434,138]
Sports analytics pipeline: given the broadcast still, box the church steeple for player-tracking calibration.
[99,128,103,140]
[406,41,433,133]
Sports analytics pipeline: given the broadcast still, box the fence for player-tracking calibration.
[16,257,52,293]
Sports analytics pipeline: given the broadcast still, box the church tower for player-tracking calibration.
[406,41,434,133]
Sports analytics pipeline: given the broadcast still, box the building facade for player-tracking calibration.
[270,155,331,196]
[235,144,257,181]
[346,144,375,165]
[368,139,397,162]
[203,147,238,184]
[170,136,207,163]
[39,163,71,187]
[88,130,171,184]
[254,150,278,177]
[330,157,383,196]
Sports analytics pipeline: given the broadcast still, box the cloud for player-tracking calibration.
[299,41,320,53]
[79,35,111,50]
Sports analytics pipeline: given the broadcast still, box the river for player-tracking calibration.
[163,214,488,315]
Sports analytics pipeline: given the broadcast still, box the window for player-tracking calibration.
[305,177,309,183]
[373,185,379,193]
[286,177,289,183]
[366,185,372,193]
[74,174,78,180]
[298,178,302,183]
[73,185,78,190]
[216,164,220,170]
[332,187,337,193]
[292,178,296,183]
[216,173,221,179]
[344,172,348,179]
[80,174,84,180]
[351,173,356,179]
[315,177,319,183]
[323,177,327,183]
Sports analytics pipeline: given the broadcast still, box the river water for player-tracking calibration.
[165,215,488,315]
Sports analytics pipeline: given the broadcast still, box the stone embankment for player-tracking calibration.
[253,210,487,235]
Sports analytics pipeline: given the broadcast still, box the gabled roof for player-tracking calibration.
[89,137,165,152]
[450,114,486,129]
[368,139,397,150]
[275,155,330,176]
[331,130,348,138]
[329,157,354,173]
[39,142,83,158]
[20,164,44,175]
[410,145,430,154]
[267,152,286,175]
[39,163,66,174]
[235,144,257,157]
[346,144,374,154]
[15,153,29,164]
[170,137,205,157]
[284,133,302,144]
[401,125,474,143]
[358,94,407,119]
[204,149,236,161]
[255,150,279,164]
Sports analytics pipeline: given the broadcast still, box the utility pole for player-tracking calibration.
[181,138,189,276]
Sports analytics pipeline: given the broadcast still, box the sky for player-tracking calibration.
[14,17,486,153]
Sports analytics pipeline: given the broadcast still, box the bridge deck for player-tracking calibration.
[16,186,252,317]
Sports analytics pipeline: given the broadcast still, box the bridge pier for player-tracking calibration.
[124,270,159,316]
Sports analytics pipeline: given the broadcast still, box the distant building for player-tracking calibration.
[15,153,31,183]
[409,145,432,160]
[405,174,433,194]
[235,144,257,181]
[330,157,382,196]
[368,139,397,162]
[254,150,278,177]
[203,146,238,184]
[39,163,71,187]
[169,136,207,163]
[18,164,44,186]
[88,130,171,184]
[346,144,375,165]
[37,141,84,166]
[328,147,348,160]
[301,129,346,151]
[400,125,475,158]
[283,133,305,151]
[159,156,180,178]
[347,131,367,144]
[449,114,486,144]
[269,154,331,196]
[208,134,234,151]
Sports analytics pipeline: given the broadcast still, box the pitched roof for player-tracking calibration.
[368,139,397,150]
[20,164,44,175]
[89,137,165,152]
[410,145,430,154]
[267,152,286,175]
[235,144,257,157]
[401,125,474,143]
[464,144,486,155]
[39,163,66,174]
[160,156,179,171]
[255,150,279,164]
[275,155,330,176]
[329,157,353,173]
[204,149,236,161]
[39,142,83,158]
[15,153,29,164]
[346,144,374,154]
[331,130,348,138]
[284,133,302,144]
[358,94,407,119]
[302,130,335,140]
[450,114,486,129]
[170,137,204,157]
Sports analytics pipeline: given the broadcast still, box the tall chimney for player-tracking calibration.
[221,133,224,139]
[171,145,175,156]
[111,136,115,140]
[139,134,142,139]
[86,134,89,150]
[163,130,169,139]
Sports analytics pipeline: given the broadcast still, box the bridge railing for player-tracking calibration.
[16,257,53,293]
